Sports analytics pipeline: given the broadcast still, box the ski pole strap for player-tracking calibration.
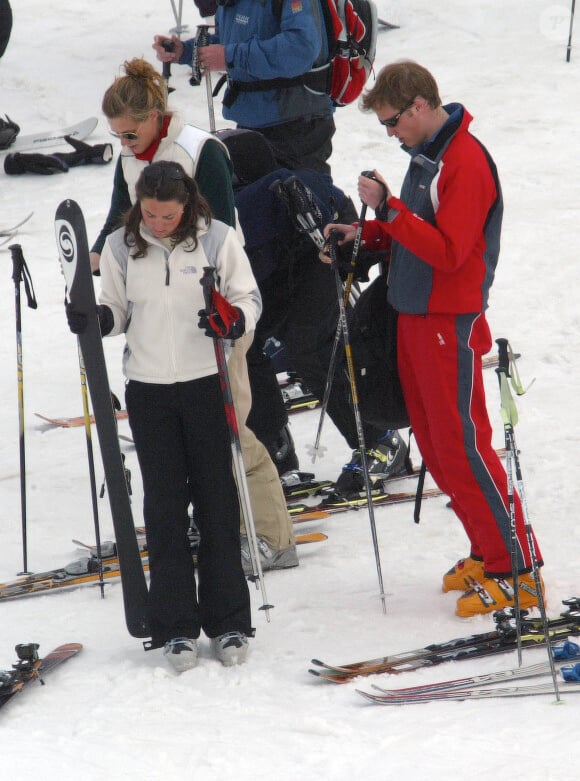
[9,244,38,309]
[496,338,519,428]
[200,266,240,337]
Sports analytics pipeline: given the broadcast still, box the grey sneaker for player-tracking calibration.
[212,631,249,667]
[240,536,299,576]
[163,637,198,672]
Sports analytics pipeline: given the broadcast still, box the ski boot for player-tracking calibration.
[265,424,299,476]
[334,430,409,498]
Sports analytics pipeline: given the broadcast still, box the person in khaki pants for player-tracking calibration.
[228,333,298,573]
[90,58,298,574]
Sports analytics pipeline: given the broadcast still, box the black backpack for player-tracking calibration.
[349,272,409,430]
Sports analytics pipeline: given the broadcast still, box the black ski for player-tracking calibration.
[357,641,580,702]
[289,486,444,515]
[310,602,580,682]
[0,642,82,709]
[54,199,149,639]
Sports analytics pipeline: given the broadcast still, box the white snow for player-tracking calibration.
[1,1,579,778]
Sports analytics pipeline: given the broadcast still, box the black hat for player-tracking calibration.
[215,128,278,187]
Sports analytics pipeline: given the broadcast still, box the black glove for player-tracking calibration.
[66,303,114,335]
[54,136,114,168]
[0,115,19,150]
[198,306,245,340]
[65,302,87,334]
[331,240,383,283]
[4,152,68,175]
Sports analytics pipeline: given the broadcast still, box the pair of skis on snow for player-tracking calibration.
[0,529,328,601]
[310,598,580,702]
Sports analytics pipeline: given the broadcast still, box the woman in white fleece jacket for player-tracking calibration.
[99,161,261,670]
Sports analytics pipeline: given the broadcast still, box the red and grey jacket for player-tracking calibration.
[363,104,503,315]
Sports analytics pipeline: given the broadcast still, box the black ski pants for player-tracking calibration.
[125,376,251,645]
[242,115,336,176]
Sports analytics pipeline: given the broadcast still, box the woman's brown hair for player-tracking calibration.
[102,58,167,122]
[124,161,213,258]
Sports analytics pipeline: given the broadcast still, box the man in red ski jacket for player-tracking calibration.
[325,61,545,617]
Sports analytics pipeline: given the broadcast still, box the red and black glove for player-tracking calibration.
[198,288,245,340]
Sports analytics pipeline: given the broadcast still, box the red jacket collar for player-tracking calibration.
[135,114,172,162]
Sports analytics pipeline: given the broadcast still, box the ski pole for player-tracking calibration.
[200,267,273,620]
[567,0,576,62]
[496,338,561,701]
[77,345,105,598]
[189,25,216,133]
[311,171,373,462]
[196,26,216,133]
[328,230,387,613]
[9,244,37,575]
[495,340,523,663]
[160,40,176,95]
[169,0,187,35]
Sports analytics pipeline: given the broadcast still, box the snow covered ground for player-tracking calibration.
[1,1,579,778]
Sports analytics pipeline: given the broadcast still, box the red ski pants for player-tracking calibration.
[397,311,542,576]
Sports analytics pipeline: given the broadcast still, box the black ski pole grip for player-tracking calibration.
[496,338,510,376]
[327,228,344,248]
[361,169,388,202]
[200,266,216,315]
[9,243,38,309]
[9,242,25,284]
[190,25,209,86]
[161,40,174,81]
[326,228,345,265]
[197,25,210,48]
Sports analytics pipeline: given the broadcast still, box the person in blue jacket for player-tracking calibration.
[153,0,335,175]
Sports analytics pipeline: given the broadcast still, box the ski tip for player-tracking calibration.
[58,642,84,652]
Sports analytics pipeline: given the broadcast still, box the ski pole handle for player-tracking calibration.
[496,337,510,376]
[361,169,389,209]
[161,40,174,81]
[327,228,345,256]
[9,243,37,309]
[9,242,25,284]
[190,25,210,86]
[200,266,216,315]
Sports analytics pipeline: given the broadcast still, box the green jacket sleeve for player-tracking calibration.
[91,156,132,256]
[195,140,237,228]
